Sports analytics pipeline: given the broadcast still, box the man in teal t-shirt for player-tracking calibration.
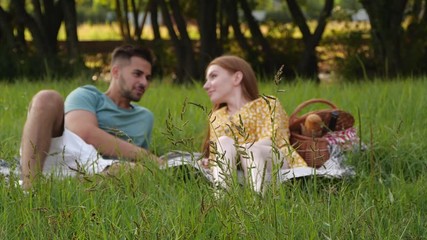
[20,45,161,189]
[65,85,153,151]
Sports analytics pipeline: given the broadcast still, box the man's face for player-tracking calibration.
[116,56,152,102]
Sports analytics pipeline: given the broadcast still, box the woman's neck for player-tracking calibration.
[226,96,250,116]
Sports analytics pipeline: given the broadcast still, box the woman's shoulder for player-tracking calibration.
[211,106,227,117]
[250,95,281,107]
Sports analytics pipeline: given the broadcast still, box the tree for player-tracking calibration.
[114,0,146,42]
[0,0,81,79]
[0,5,20,78]
[158,0,198,83]
[359,0,407,77]
[197,0,219,72]
[403,0,427,74]
[239,0,276,72]
[61,0,80,62]
[360,0,427,77]
[224,0,259,64]
[148,0,166,77]
[286,0,334,80]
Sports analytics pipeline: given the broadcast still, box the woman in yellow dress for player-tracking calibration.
[201,55,306,194]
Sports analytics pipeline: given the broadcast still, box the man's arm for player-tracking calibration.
[65,110,162,164]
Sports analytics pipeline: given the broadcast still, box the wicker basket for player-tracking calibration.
[289,99,355,168]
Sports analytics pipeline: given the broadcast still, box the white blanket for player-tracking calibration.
[160,149,356,184]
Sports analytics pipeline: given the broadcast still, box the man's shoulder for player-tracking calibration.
[73,85,102,95]
[133,105,154,116]
[65,85,104,112]
[66,85,103,102]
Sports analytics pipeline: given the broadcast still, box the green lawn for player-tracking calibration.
[0,77,426,239]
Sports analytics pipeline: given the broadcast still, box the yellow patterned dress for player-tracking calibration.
[208,96,307,168]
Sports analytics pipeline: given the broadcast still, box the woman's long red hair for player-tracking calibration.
[202,56,260,157]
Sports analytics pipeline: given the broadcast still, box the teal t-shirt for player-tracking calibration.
[64,85,154,150]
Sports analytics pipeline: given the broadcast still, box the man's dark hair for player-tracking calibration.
[111,45,155,66]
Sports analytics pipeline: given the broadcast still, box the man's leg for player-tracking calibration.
[20,90,64,189]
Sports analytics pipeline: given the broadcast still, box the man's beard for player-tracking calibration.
[123,89,141,102]
[119,76,143,102]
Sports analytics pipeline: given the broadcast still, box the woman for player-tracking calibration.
[201,55,307,194]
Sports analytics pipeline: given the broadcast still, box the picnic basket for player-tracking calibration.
[289,99,355,168]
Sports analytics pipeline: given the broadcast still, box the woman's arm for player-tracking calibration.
[258,97,307,168]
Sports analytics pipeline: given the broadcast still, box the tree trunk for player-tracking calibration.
[28,0,62,56]
[286,0,334,80]
[238,0,275,72]
[14,0,63,57]
[401,0,427,74]
[224,0,259,64]
[150,0,161,40]
[360,0,408,77]
[0,7,15,49]
[33,0,63,69]
[198,0,219,71]
[60,0,80,62]
[135,0,150,40]
[159,0,198,83]
[130,0,141,41]
[0,0,84,78]
[115,0,131,42]
[218,0,229,55]
[14,0,48,54]
[149,0,165,77]
[6,2,23,50]
[0,6,18,78]
[159,0,184,81]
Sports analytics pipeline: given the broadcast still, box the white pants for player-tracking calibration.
[20,129,115,177]
[212,136,288,193]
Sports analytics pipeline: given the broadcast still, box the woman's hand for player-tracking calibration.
[198,158,210,169]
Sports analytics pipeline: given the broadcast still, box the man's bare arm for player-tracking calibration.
[65,110,162,164]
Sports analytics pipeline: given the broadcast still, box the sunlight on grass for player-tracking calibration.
[57,23,198,41]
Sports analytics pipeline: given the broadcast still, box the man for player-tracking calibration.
[20,45,161,189]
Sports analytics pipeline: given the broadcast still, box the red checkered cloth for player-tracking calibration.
[324,127,360,151]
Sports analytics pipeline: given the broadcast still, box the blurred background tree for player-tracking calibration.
[0,0,82,80]
[360,0,427,77]
[0,0,426,82]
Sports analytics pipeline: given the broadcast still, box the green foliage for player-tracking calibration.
[77,6,110,24]
[0,49,91,82]
[335,34,374,80]
[294,0,324,19]
[0,47,51,81]
[336,0,363,10]
[317,21,375,80]
[401,22,427,75]
[0,0,9,8]
[264,10,293,23]
[1,75,427,238]
[0,47,16,80]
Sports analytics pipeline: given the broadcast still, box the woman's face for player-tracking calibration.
[203,64,236,105]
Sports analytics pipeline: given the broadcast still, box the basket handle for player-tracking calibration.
[289,98,337,124]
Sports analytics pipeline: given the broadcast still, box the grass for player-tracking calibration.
[1,77,427,239]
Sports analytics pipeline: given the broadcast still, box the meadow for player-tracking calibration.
[0,77,426,239]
